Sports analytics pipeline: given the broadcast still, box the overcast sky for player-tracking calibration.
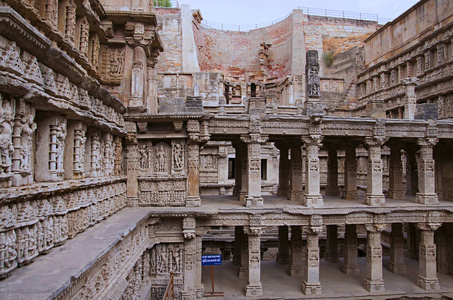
[178,0,420,26]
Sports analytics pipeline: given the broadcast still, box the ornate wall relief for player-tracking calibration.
[154,142,171,174]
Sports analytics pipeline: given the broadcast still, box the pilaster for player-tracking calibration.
[276,144,290,197]
[244,226,264,297]
[125,122,139,206]
[182,217,197,300]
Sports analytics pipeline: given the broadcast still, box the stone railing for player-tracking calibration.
[0,177,127,278]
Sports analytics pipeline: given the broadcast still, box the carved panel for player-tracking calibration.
[139,179,186,206]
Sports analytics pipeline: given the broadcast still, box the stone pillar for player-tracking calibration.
[435,228,448,274]
[276,226,290,264]
[388,145,406,199]
[187,120,208,207]
[238,227,248,279]
[302,135,323,207]
[363,224,385,293]
[325,225,339,262]
[232,142,243,197]
[342,147,358,199]
[341,224,359,274]
[182,217,197,300]
[289,144,303,201]
[240,134,268,207]
[405,146,418,196]
[302,226,322,295]
[130,46,146,107]
[288,226,303,276]
[416,223,440,290]
[233,226,243,265]
[125,122,139,206]
[402,77,419,120]
[195,231,204,298]
[240,143,248,202]
[388,223,407,273]
[325,148,340,196]
[406,223,418,259]
[276,144,290,197]
[364,137,387,206]
[245,227,264,297]
[416,138,439,205]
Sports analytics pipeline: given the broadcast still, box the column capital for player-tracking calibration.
[301,134,323,146]
[416,222,441,231]
[417,138,438,147]
[183,216,196,239]
[244,226,265,236]
[365,223,387,233]
[401,77,420,86]
[240,133,269,144]
[364,136,388,147]
[304,226,324,235]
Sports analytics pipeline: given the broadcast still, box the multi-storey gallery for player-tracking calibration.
[0,0,453,299]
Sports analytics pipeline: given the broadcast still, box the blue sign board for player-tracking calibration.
[202,255,222,265]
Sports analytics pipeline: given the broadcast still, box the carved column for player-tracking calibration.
[244,226,264,297]
[130,46,146,107]
[341,224,359,274]
[303,226,322,295]
[195,230,205,298]
[405,146,418,196]
[388,145,405,199]
[342,147,358,199]
[435,228,448,274]
[240,134,268,207]
[388,223,407,273]
[289,143,303,201]
[302,135,323,207]
[416,138,439,205]
[276,143,290,197]
[364,137,387,206]
[325,148,340,196]
[72,122,87,179]
[416,223,440,290]
[238,227,248,279]
[325,225,339,262]
[233,226,243,265]
[232,141,243,197]
[276,226,290,264]
[363,224,385,293]
[125,122,138,206]
[402,77,419,120]
[287,226,302,277]
[182,217,196,300]
[239,143,248,202]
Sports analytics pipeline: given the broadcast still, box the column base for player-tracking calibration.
[239,192,247,202]
[363,279,385,292]
[288,265,303,277]
[289,191,303,201]
[415,193,439,205]
[277,187,289,197]
[196,285,204,298]
[387,190,406,200]
[303,194,323,207]
[276,253,290,264]
[342,190,358,200]
[127,196,139,206]
[387,261,406,273]
[246,196,263,207]
[238,267,248,279]
[302,281,322,295]
[325,187,340,196]
[365,194,385,206]
[417,276,440,290]
[186,196,201,207]
[341,264,359,274]
[245,284,263,297]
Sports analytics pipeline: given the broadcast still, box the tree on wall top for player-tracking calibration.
[154,0,172,7]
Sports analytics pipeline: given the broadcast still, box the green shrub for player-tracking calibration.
[323,50,334,67]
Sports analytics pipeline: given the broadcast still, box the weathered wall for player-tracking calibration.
[193,14,294,79]
[364,0,453,66]
[155,8,183,73]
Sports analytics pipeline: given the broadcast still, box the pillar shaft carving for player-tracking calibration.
[303,226,322,295]
[288,226,303,276]
[364,224,385,292]
[416,138,439,204]
[388,223,406,273]
[388,145,405,199]
[342,147,358,199]
[276,226,289,264]
[341,224,359,274]
[289,144,303,201]
[325,225,339,262]
[302,135,323,207]
[416,223,440,290]
[325,148,340,196]
[364,137,388,206]
[244,226,263,297]
[276,144,290,197]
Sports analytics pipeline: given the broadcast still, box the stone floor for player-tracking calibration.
[0,208,152,300]
[202,257,453,299]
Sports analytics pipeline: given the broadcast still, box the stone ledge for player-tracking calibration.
[0,207,152,300]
